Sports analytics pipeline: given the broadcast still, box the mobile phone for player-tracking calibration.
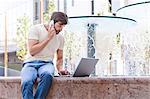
[49,20,58,34]
[49,20,54,28]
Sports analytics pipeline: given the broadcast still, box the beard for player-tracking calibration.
[55,30,60,34]
[54,27,60,34]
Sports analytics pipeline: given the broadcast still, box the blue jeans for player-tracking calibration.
[21,60,54,99]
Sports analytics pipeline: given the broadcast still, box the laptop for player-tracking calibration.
[72,58,99,77]
[56,58,99,77]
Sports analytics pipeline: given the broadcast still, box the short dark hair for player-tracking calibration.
[50,12,68,25]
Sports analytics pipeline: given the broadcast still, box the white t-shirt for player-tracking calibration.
[24,24,64,62]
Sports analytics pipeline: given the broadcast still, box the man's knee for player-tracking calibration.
[22,79,34,87]
[40,72,53,81]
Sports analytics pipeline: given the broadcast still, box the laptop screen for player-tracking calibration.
[73,58,99,77]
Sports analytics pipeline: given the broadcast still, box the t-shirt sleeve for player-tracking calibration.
[28,25,39,40]
[58,35,64,50]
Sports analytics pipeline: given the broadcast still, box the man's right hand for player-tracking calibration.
[47,25,56,41]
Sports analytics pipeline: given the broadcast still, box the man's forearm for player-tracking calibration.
[57,58,70,75]
[29,38,50,56]
[56,58,63,72]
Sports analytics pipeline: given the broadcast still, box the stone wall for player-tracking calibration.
[0,76,150,99]
[0,77,21,99]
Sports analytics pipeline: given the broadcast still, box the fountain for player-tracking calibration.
[116,1,150,76]
[64,16,136,76]
[116,1,150,22]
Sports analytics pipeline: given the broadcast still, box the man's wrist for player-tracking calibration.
[57,67,63,72]
[58,69,62,75]
[46,37,51,42]
[58,71,63,75]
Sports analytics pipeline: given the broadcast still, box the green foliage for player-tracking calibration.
[16,15,30,60]
[63,31,82,61]
[43,0,55,23]
[144,31,150,60]
[116,33,120,44]
[145,46,150,60]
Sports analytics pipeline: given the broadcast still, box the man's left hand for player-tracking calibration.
[58,70,70,75]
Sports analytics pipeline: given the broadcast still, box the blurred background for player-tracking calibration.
[0,0,150,77]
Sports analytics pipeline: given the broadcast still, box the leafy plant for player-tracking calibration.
[16,15,30,60]
[43,0,55,23]
[63,31,82,61]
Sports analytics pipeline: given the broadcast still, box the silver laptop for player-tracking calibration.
[72,58,99,77]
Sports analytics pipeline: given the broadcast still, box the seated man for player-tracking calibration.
[21,12,69,99]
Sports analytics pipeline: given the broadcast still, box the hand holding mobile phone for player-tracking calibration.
[47,20,56,40]
[49,20,58,35]
[49,20,54,28]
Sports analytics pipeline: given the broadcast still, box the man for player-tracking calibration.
[21,12,69,99]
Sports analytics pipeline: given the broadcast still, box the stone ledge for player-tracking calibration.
[52,76,150,84]
[0,76,150,99]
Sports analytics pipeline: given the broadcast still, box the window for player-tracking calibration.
[33,0,40,23]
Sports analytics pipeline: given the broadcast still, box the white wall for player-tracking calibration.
[0,0,33,42]
[54,0,110,17]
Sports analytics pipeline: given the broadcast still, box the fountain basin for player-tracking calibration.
[0,76,150,99]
